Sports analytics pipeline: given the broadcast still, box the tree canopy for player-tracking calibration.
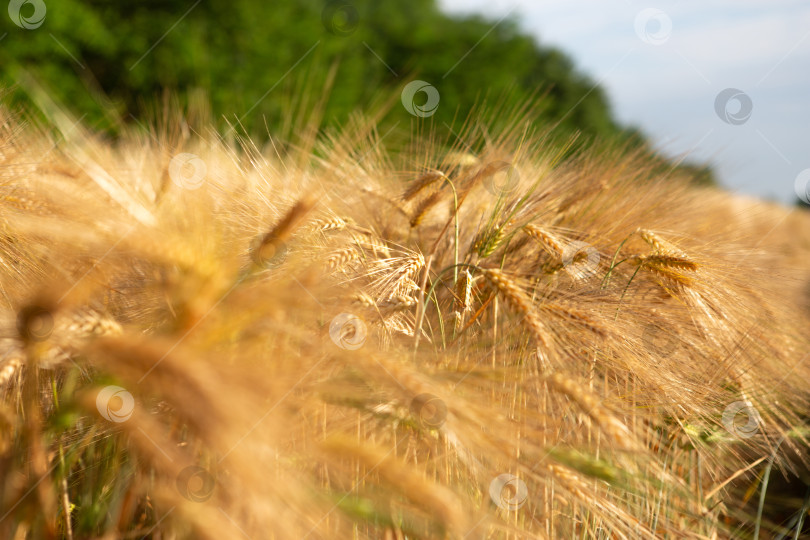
[1,1,616,130]
[0,0,714,183]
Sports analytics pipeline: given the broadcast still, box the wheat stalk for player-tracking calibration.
[352,232,391,258]
[637,228,687,256]
[523,224,565,259]
[547,373,636,451]
[350,291,376,308]
[253,197,315,266]
[390,254,424,298]
[377,295,417,312]
[325,246,360,272]
[635,254,698,271]
[539,303,606,337]
[632,255,697,287]
[481,268,550,346]
[453,269,473,329]
[402,170,445,201]
[409,191,443,228]
[314,215,347,232]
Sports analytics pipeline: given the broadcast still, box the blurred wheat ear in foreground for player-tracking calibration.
[1,102,810,540]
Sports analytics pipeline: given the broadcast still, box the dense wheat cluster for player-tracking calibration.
[1,101,810,539]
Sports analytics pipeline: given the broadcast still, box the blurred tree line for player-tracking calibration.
[0,0,714,184]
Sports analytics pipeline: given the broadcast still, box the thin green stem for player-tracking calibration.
[793,485,810,540]
[414,263,481,352]
[424,263,481,311]
[602,232,636,289]
[756,436,786,540]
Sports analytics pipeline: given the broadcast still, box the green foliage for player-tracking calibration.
[0,0,714,183]
[0,0,612,133]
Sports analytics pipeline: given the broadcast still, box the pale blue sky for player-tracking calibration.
[439,0,810,204]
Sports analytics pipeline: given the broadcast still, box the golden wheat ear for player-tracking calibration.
[631,254,698,287]
[312,214,347,232]
[409,191,444,228]
[523,224,566,259]
[402,169,445,201]
[324,245,361,273]
[636,228,689,257]
[453,269,474,329]
[250,197,315,268]
[481,268,551,347]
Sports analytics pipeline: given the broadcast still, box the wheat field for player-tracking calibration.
[1,97,810,539]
